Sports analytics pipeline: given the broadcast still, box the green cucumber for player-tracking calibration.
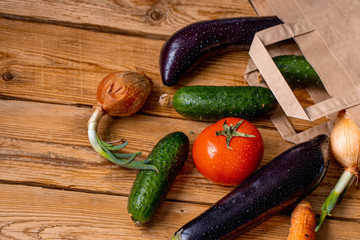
[127,132,189,226]
[273,55,323,88]
[173,86,278,121]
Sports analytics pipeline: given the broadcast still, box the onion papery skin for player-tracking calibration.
[97,71,153,117]
[316,112,360,231]
[330,112,360,173]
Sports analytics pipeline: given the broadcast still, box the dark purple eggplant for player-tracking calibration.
[160,17,282,87]
[170,134,330,240]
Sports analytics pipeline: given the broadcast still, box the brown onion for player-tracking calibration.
[97,71,152,117]
[87,71,157,171]
[316,111,359,231]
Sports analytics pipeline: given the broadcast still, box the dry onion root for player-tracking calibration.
[87,71,157,171]
[316,111,360,231]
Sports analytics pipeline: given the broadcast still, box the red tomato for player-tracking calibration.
[192,117,264,186]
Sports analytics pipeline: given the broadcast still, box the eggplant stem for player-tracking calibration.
[170,229,183,240]
[315,170,354,232]
[87,106,158,171]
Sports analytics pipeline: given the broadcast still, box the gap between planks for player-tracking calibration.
[0,100,360,221]
[0,183,359,240]
[0,0,257,39]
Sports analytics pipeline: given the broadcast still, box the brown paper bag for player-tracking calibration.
[245,0,360,143]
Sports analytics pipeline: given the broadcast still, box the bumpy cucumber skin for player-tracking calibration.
[173,86,278,121]
[128,132,189,225]
[273,55,323,88]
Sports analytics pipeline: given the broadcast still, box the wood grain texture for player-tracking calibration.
[0,99,290,203]
[0,0,357,239]
[0,183,359,240]
[0,18,327,131]
[1,99,359,221]
[0,17,254,105]
[0,0,257,39]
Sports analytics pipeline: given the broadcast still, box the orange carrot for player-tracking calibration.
[287,200,316,240]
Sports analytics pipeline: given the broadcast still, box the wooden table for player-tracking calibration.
[0,1,359,239]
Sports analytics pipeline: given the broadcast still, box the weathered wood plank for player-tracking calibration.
[0,17,257,103]
[0,0,357,238]
[0,99,291,202]
[0,183,358,240]
[0,17,258,105]
[0,18,326,131]
[0,0,257,39]
[2,134,360,221]
[1,100,359,220]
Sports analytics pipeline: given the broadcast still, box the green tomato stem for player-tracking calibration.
[315,170,354,232]
[87,106,158,171]
[215,119,255,150]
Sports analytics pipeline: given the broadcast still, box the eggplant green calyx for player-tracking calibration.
[87,106,158,171]
[216,119,255,150]
[170,229,183,240]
